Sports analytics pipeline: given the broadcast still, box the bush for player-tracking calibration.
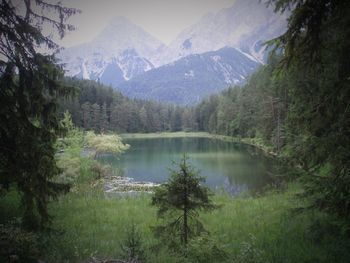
[56,156,81,185]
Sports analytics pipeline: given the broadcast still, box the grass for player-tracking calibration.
[31,182,349,262]
[44,190,158,262]
[2,180,350,262]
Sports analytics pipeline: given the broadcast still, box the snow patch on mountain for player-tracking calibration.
[156,0,288,65]
[117,47,260,105]
[184,70,195,78]
[58,16,164,84]
[81,59,90,80]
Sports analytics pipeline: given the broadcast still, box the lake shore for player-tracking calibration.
[120,132,277,156]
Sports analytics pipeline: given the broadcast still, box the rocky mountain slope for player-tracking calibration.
[59,16,164,85]
[118,47,259,105]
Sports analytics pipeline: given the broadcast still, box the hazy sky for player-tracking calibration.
[58,0,236,47]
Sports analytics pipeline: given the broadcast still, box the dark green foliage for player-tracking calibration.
[0,0,79,230]
[266,0,350,228]
[195,53,288,151]
[151,155,217,251]
[60,78,201,133]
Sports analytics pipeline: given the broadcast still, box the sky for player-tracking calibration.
[58,0,236,47]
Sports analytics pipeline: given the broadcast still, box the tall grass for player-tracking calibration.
[38,182,350,263]
[1,181,349,262]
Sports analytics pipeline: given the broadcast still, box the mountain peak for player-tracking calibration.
[87,16,164,64]
[157,0,287,65]
[58,16,163,82]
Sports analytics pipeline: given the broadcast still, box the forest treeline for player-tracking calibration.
[60,78,197,133]
[61,54,286,153]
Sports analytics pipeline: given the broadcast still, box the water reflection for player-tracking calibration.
[98,137,285,195]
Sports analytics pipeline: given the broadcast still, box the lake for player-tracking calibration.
[99,137,284,195]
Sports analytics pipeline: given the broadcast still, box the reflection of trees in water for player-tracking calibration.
[196,142,289,192]
[192,143,267,191]
[98,137,289,194]
[237,144,289,190]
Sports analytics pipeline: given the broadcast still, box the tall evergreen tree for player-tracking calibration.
[268,0,350,223]
[0,0,79,230]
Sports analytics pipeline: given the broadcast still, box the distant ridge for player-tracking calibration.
[117,47,260,105]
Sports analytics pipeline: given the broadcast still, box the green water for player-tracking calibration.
[99,137,283,195]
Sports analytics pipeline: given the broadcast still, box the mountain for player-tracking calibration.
[58,1,288,104]
[58,16,165,85]
[117,47,259,105]
[157,0,288,65]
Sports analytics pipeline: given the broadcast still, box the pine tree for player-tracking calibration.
[139,106,148,132]
[170,107,182,132]
[81,102,92,129]
[110,103,129,133]
[0,0,79,230]
[100,102,109,133]
[269,0,350,224]
[152,155,217,252]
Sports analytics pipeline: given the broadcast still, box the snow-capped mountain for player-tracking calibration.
[117,47,260,105]
[157,0,288,65]
[58,16,165,84]
[58,0,288,103]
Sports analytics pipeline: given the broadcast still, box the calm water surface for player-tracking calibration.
[99,137,283,195]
